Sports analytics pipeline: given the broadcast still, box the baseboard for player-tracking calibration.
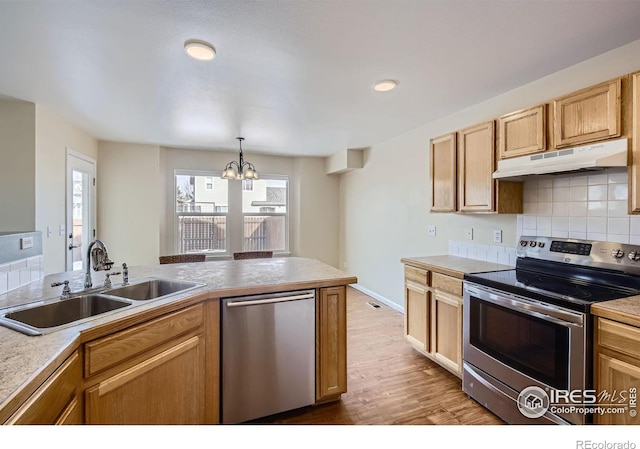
[351,284,404,313]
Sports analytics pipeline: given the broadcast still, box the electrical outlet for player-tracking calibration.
[20,237,33,249]
[427,225,436,237]
[493,229,502,243]
[464,228,473,240]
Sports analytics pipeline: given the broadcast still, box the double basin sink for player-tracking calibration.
[0,278,205,336]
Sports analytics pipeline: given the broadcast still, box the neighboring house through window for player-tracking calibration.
[175,171,288,255]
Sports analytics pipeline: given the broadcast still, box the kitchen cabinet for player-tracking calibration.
[5,351,83,424]
[403,265,463,377]
[553,78,621,148]
[84,303,209,424]
[430,273,463,375]
[430,132,457,212]
[404,266,430,350]
[593,316,640,425]
[316,286,347,402]
[630,72,640,213]
[497,104,547,159]
[458,120,522,213]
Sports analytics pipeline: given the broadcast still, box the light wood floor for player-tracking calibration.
[260,287,504,425]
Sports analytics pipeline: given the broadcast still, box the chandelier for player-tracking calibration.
[221,137,259,180]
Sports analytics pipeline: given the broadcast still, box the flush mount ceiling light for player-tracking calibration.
[221,137,259,180]
[374,79,398,92]
[184,39,216,61]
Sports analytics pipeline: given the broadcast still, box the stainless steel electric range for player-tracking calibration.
[462,236,640,425]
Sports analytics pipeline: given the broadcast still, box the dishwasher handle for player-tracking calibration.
[225,292,315,308]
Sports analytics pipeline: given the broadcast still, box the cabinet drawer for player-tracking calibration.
[597,317,640,360]
[405,266,429,286]
[85,303,204,377]
[431,272,462,296]
[6,351,81,424]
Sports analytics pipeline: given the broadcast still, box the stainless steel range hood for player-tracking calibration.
[492,138,629,180]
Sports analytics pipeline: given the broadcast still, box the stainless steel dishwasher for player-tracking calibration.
[221,289,316,424]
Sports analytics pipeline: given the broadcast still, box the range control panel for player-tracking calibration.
[517,236,640,274]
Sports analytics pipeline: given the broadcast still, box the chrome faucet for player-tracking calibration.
[122,263,129,285]
[85,239,114,288]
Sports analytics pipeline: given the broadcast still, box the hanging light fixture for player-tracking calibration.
[221,137,259,180]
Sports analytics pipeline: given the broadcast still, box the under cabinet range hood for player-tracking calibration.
[492,138,628,180]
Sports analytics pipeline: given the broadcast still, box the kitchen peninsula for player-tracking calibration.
[0,257,356,424]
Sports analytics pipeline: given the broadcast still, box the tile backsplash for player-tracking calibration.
[449,240,517,265]
[515,168,640,244]
[0,255,44,295]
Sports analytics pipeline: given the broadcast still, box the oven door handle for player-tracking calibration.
[464,284,584,327]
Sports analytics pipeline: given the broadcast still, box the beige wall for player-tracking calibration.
[293,157,340,267]
[97,145,340,268]
[0,99,35,233]
[35,105,98,274]
[97,141,161,267]
[340,39,640,310]
[0,101,97,275]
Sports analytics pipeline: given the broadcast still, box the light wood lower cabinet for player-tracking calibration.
[84,303,210,424]
[405,280,429,351]
[594,316,640,425]
[403,266,463,377]
[431,290,462,375]
[316,286,347,402]
[5,351,83,424]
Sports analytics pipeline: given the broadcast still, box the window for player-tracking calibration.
[242,176,288,252]
[174,172,289,255]
[242,179,254,191]
[175,172,228,254]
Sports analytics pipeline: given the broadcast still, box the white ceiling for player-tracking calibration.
[1,1,640,157]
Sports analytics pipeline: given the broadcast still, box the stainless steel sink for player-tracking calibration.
[105,279,204,301]
[0,278,205,336]
[0,294,132,336]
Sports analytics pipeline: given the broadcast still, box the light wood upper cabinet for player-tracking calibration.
[553,78,621,148]
[430,132,457,212]
[630,71,640,213]
[498,104,546,159]
[458,121,496,212]
[6,351,83,424]
[316,286,347,402]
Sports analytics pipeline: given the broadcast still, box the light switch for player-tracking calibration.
[59,224,66,236]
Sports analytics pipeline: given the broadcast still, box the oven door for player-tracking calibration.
[463,282,587,424]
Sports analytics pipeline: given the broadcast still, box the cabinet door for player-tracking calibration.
[85,334,206,424]
[630,71,640,213]
[316,286,347,402]
[6,351,83,425]
[498,104,546,159]
[430,132,457,212]
[458,121,496,212]
[595,353,640,425]
[431,290,463,377]
[553,79,621,148]
[404,280,429,352]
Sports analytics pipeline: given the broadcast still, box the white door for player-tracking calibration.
[66,150,96,272]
